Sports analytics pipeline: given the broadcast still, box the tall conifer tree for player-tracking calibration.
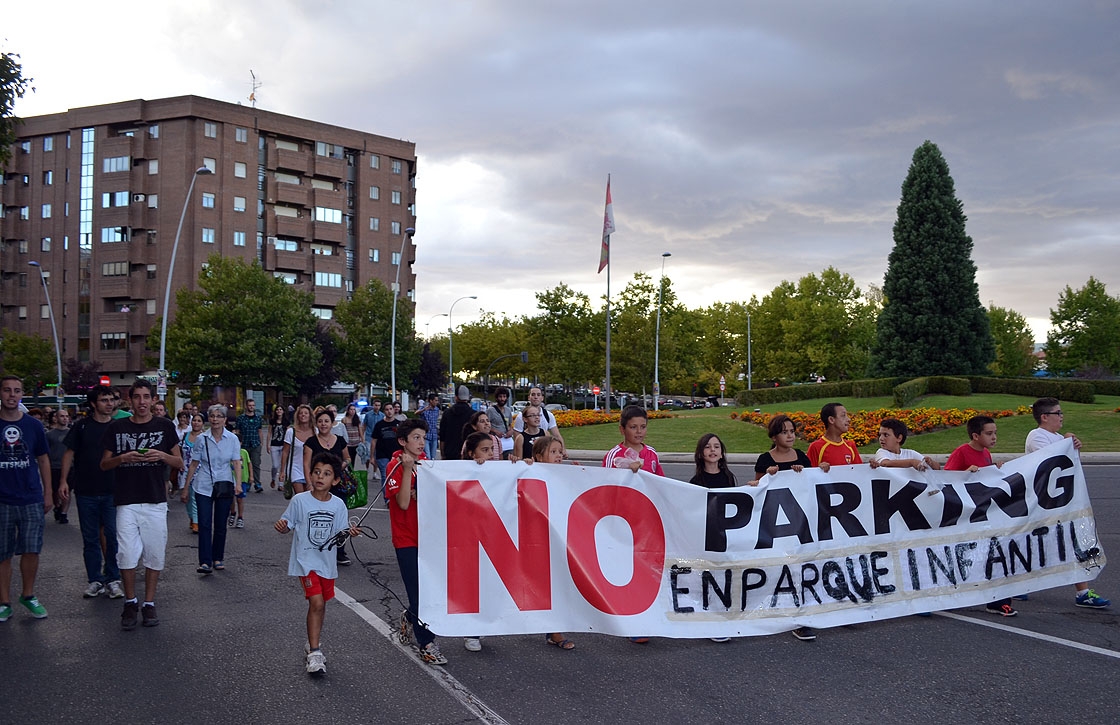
[871,141,994,376]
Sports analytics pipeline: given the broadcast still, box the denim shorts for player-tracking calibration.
[0,501,45,561]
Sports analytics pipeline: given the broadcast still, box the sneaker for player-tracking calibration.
[709,637,730,643]
[235,518,245,529]
[121,601,140,630]
[1075,589,1111,609]
[337,551,351,566]
[83,581,105,598]
[0,604,11,623]
[985,603,1017,617]
[629,637,651,644]
[254,485,263,493]
[227,514,236,528]
[398,611,413,646]
[306,649,326,675]
[792,627,816,641]
[464,637,482,652]
[58,513,69,524]
[19,595,47,619]
[1013,593,1030,601]
[141,603,159,627]
[419,642,448,665]
[106,580,125,599]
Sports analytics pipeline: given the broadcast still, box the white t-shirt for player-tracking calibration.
[512,408,556,433]
[872,448,924,463]
[1025,427,1064,454]
[283,428,308,482]
[279,491,349,578]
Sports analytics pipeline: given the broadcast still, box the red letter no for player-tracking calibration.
[567,486,665,615]
[446,478,551,614]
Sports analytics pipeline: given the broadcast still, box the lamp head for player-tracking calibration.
[405,227,415,236]
[662,252,672,258]
[195,166,214,176]
[28,261,41,268]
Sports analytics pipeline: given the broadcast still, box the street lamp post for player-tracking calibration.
[747,310,752,391]
[653,252,671,411]
[425,312,448,340]
[159,166,214,393]
[447,295,477,392]
[28,261,62,406]
[389,227,416,401]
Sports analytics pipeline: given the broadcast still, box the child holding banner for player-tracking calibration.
[603,406,665,476]
[752,415,812,485]
[869,418,940,471]
[386,419,448,665]
[807,403,861,468]
[945,416,1016,617]
[527,436,577,650]
[690,433,737,488]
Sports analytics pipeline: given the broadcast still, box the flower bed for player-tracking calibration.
[737,406,1031,446]
[552,409,676,428]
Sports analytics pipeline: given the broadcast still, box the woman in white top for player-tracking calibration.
[279,404,314,495]
[183,404,243,573]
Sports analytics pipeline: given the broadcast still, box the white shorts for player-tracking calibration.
[116,502,169,571]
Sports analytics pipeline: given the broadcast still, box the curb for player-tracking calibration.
[568,450,1120,466]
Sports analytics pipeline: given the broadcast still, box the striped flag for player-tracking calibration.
[598,176,615,273]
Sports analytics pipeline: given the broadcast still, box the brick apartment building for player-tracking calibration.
[0,95,417,384]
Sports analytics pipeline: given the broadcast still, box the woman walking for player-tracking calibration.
[268,405,287,490]
[279,404,314,496]
[181,413,205,533]
[182,405,242,574]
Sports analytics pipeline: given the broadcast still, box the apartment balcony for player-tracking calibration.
[273,181,309,208]
[272,147,311,175]
[274,214,309,239]
[273,248,307,272]
[310,220,345,244]
[313,155,345,180]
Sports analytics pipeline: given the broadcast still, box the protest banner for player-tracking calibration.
[417,439,1105,638]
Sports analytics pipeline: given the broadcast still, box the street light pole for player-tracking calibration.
[425,312,448,340]
[27,261,62,406]
[389,227,415,401]
[447,295,477,392]
[747,310,752,391]
[653,252,671,411]
[159,166,214,391]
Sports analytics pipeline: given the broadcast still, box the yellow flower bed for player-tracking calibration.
[552,409,676,428]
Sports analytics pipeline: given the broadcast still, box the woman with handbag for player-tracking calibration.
[267,405,287,490]
[279,404,314,497]
[303,407,353,565]
[182,404,243,574]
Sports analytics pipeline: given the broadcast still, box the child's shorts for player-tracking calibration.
[299,572,336,602]
[236,482,250,499]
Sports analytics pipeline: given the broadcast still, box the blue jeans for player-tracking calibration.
[424,438,439,460]
[75,494,119,583]
[195,491,233,566]
[395,546,434,648]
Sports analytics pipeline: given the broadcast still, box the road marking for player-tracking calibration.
[335,588,510,725]
[937,611,1120,660]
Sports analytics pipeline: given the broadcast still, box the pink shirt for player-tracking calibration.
[602,443,665,476]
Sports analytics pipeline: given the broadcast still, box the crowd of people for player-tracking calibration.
[0,375,1109,677]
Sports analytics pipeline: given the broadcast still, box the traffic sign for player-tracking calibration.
[593,386,601,395]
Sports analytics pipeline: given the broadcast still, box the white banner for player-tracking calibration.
[417,439,1105,638]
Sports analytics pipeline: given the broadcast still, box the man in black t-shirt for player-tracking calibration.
[100,380,181,630]
[372,402,401,485]
[60,386,123,600]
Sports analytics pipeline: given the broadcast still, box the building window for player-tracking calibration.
[314,272,342,288]
[18,239,28,253]
[204,122,218,138]
[18,206,29,220]
[235,127,248,143]
[234,161,247,178]
[311,307,333,320]
[314,206,342,224]
[146,299,156,315]
[149,159,159,175]
[390,221,401,234]
[203,157,216,172]
[100,332,127,351]
[19,140,30,153]
[310,243,334,256]
[202,192,215,208]
[369,249,379,262]
[147,194,158,209]
[202,228,215,244]
[274,272,297,284]
[274,239,299,252]
[43,137,54,152]
[369,217,379,231]
[369,186,380,200]
[41,237,50,252]
[408,203,416,217]
[275,171,300,185]
[102,191,129,208]
[315,142,343,159]
[103,156,130,173]
[43,170,53,185]
[391,159,402,174]
[370,155,380,169]
[147,265,157,279]
[18,306,27,319]
[102,262,129,276]
[391,251,402,266]
[391,190,401,205]
[100,226,129,243]
[18,273,27,287]
[233,196,246,212]
[41,304,50,319]
[233,231,246,247]
[148,125,159,138]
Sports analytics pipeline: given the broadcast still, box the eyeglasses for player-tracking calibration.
[1043,410,1063,416]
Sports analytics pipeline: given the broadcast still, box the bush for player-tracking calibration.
[1088,379,1120,396]
[965,377,1095,403]
[735,378,906,407]
[892,378,928,408]
[929,376,971,396]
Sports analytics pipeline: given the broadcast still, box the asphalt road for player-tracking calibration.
[8,463,1118,724]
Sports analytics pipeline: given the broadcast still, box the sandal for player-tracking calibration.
[545,633,575,650]
[214,561,225,571]
[197,564,212,574]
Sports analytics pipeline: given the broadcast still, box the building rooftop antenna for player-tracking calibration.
[249,70,262,109]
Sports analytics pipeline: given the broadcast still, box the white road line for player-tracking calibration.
[334,588,510,725]
[937,611,1120,660]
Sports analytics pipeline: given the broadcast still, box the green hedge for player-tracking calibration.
[893,376,972,407]
[735,378,906,407]
[965,377,1095,403]
[892,378,928,408]
[1088,379,1120,396]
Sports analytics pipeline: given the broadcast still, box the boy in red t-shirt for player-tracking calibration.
[807,402,862,471]
[944,415,1015,617]
[602,406,664,475]
[385,418,447,665]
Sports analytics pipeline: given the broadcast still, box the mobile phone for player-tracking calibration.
[137,448,149,454]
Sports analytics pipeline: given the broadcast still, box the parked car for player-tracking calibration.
[544,403,568,412]
[512,400,529,412]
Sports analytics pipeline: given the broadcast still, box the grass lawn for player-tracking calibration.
[561,394,1120,455]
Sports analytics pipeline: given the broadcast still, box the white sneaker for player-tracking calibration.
[83,581,105,598]
[464,637,482,652]
[305,649,326,675]
[106,580,125,599]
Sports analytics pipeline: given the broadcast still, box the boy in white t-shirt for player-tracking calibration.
[869,418,940,471]
[275,452,360,675]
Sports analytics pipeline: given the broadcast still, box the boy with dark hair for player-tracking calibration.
[1024,398,1109,609]
[870,418,940,471]
[807,403,862,469]
[385,418,447,665]
[276,452,360,675]
[945,415,1016,616]
[602,406,664,475]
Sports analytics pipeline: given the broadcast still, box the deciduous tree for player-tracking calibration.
[333,280,421,394]
[1,51,34,167]
[0,331,55,395]
[987,305,1036,377]
[1044,277,1120,376]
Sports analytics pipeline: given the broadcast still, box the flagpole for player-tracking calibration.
[599,174,615,416]
[605,250,611,415]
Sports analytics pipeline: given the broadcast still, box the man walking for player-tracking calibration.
[101,380,182,629]
[439,386,475,461]
[60,386,124,600]
[0,376,52,622]
[234,397,264,493]
[416,394,442,460]
[486,387,516,459]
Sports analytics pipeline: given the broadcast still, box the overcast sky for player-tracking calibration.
[8,1,1119,339]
